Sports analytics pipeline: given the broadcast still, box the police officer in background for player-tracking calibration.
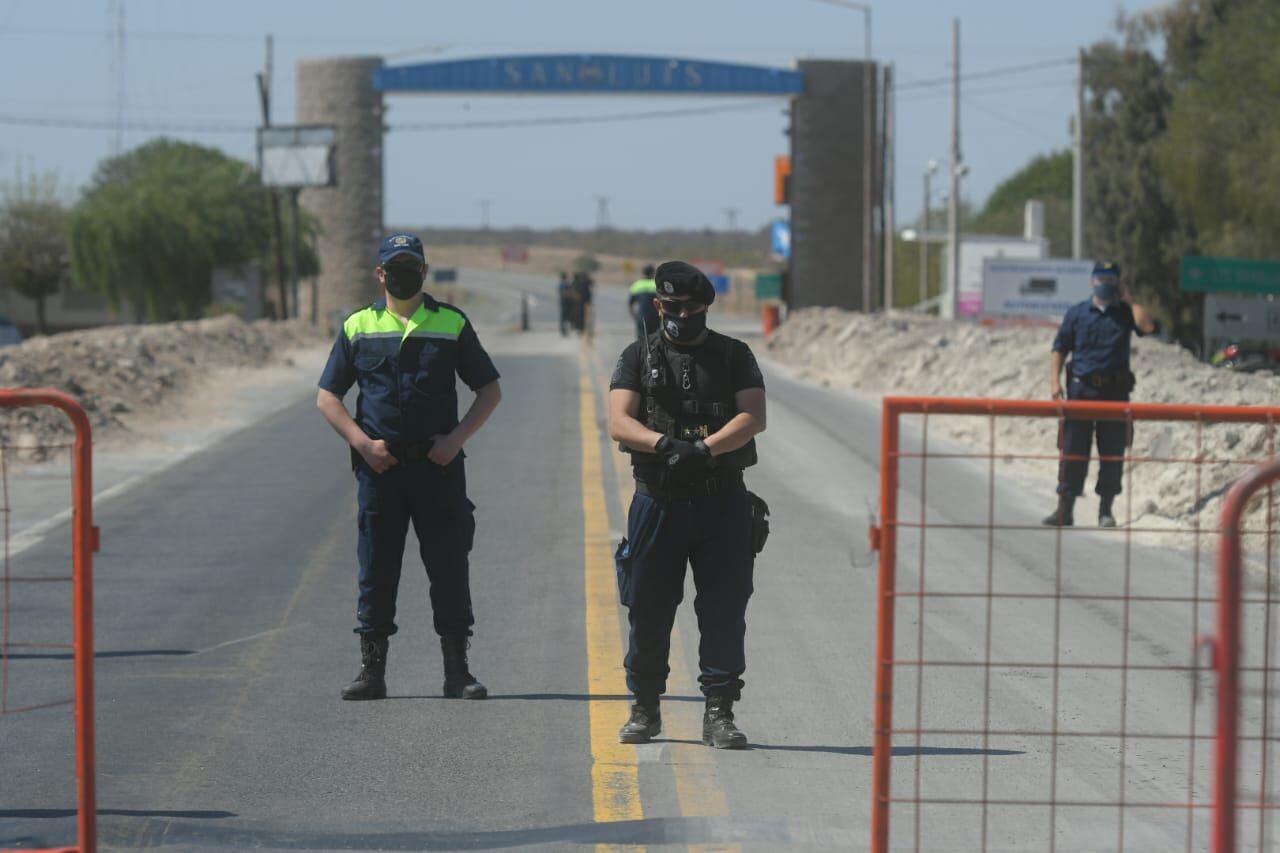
[317,233,502,701]
[608,260,767,749]
[557,271,573,337]
[1043,260,1156,528]
[628,264,660,339]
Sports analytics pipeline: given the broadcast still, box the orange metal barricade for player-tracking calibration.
[0,389,98,853]
[1217,457,1280,853]
[871,397,1280,853]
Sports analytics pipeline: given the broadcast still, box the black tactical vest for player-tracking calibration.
[631,331,758,480]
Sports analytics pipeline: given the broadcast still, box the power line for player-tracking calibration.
[0,98,782,136]
[897,57,1075,92]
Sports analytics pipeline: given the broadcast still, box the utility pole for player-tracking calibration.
[1072,47,1085,259]
[595,195,611,230]
[861,13,873,314]
[723,207,739,231]
[945,18,962,320]
[108,0,126,156]
[256,35,289,320]
[921,160,937,308]
[883,63,895,312]
[480,199,491,230]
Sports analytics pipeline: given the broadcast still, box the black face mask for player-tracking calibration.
[384,265,423,300]
[663,311,707,342]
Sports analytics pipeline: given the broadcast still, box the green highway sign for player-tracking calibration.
[755,272,783,301]
[1180,255,1280,294]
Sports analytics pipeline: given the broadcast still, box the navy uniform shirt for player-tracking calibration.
[1052,298,1146,376]
[318,295,499,446]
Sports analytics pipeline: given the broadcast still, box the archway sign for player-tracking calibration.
[374,54,804,96]
[295,54,876,323]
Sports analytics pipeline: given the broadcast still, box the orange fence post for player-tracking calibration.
[1215,457,1280,853]
[0,388,98,853]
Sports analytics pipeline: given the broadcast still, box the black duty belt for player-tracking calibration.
[1072,370,1132,390]
[635,469,745,501]
[390,441,436,462]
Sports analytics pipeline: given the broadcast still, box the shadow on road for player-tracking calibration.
[653,739,1024,757]
[384,692,705,702]
[0,808,236,819]
[1,649,194,661]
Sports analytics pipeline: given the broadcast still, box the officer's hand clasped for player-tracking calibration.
[428,433,464,467]
[656,436,714,477]
[361,438,399,473]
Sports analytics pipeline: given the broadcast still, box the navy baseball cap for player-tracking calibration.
[1092,260,1121,278]
[654,260,716,306]
[379,233,427,265]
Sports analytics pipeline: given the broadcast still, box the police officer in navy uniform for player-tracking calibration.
[608,260,767,749]
[317,233,502,701]
[1043,261,1156,527]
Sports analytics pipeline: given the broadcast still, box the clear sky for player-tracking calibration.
[0,0,1156,232]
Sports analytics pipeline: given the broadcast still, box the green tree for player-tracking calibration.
[1159,0,1280,257]
[0,173,69,335]
[1082,35,1199,343]
[971,151,1073,257]
[69,139,270,321]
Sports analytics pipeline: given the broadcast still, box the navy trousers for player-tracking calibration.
[616,489,755,700]
[354,457,476,638]
[1057,378,1130,498]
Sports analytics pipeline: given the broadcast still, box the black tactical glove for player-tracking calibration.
[657,436,713,477]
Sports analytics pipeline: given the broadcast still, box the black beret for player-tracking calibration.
[654,260,716,305]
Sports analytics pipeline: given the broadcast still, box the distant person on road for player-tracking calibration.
[608,260,769,750]
[557,271,573,337]
[628,264,660,339]
[316,232,502,702]
[1042,260,1157,528]
[571,271,594,336]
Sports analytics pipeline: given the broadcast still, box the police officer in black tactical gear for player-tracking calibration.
[1043,260,1156,528]
[608,260,768,750]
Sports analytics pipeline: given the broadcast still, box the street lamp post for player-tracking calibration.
[813,0,873,313]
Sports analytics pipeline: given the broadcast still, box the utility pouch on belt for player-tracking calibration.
[747,491,771,555]
[614,539,634,605]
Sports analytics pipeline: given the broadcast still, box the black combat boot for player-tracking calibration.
[1041,494,1075,527]
[1098,494,1117,528]
[341,635,388,701]
[441,635,488,699]
[618,695,661,744]
[702,696,748,749]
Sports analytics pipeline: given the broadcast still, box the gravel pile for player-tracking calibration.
[767,307,1280,542]
[0,317,326,456]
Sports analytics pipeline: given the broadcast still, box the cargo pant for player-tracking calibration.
[1056,377,1130,498]
[615,489,755,700]
[354,456,476,639]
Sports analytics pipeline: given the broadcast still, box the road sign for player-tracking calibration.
[1203,292,1280,344]
[771,219,791,259]
[755,272,783,301]
[1180,255,1280,294]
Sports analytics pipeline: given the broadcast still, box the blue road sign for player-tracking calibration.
[772,219,791,259]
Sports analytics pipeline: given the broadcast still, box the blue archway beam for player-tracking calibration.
[375,55,804,96]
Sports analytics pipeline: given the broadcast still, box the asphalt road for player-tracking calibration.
[2,269,1276,851]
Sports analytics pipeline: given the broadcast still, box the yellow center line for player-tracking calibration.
[585,345,741,853]
[579,350,646,851]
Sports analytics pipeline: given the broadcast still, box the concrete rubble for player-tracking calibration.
[0,316,326,458]
[767,307,1280,548]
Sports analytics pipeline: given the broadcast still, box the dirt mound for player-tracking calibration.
[0,316,326,456]
[767,307,1280,540]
